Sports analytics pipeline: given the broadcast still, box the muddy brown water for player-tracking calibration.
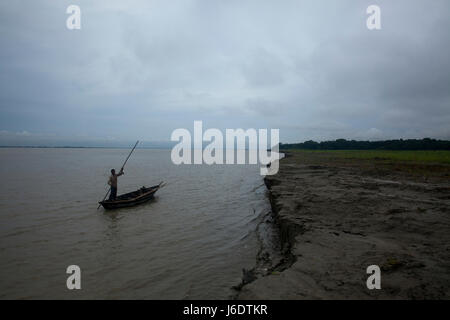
[0,148,272,299]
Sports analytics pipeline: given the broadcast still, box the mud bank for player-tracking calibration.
[237,152,450,299]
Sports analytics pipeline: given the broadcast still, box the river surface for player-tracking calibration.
[0,148,271,299]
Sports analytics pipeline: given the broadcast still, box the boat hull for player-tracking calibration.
[99,184,161,210]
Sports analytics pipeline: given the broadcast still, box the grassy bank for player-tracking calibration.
[282,149,450,165]
[279,149,450,182]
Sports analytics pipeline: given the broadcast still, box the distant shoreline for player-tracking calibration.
[0,146,172,150]
[281,138,450,151]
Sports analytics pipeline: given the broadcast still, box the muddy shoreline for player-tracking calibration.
[235,151,450,299]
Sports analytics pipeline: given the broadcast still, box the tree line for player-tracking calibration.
[280,138,450,150]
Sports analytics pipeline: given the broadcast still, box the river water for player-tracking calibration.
[0,148,271,299]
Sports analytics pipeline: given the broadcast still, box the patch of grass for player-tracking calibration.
[284,149,450,164]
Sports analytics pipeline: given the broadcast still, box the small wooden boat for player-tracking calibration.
[99,182,164,210]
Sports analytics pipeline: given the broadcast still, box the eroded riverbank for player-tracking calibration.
[237,151,450,299]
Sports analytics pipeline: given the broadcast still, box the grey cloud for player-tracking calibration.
[0,0,449,145]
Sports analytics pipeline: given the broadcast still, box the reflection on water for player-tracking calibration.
[0,148,270,299]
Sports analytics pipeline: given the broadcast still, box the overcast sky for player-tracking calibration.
[0,0,449,146]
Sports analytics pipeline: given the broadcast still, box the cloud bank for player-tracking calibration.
[0,0,449,145]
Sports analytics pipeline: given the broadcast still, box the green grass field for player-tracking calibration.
[284,149,450,164]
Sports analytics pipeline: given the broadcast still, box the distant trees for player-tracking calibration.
[280,138,450,150]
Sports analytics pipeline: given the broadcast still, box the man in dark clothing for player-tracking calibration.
[108,168,124,200]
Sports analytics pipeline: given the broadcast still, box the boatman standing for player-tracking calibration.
[108,168,124,200]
